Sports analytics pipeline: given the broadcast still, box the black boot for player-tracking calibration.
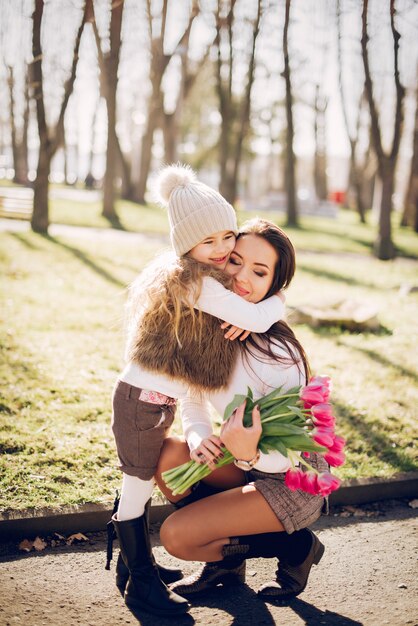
[222,528,324,601]
[115,500,183,593]
[106,493,183,594]
[111,514,190,616]
[169,557,246,595]
[258,531,325,601]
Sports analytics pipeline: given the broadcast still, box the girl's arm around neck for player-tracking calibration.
[195,277,284,333]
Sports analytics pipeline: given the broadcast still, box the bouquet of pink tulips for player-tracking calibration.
[162,375,345,498]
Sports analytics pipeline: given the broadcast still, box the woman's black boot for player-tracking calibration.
[111,514,190,616]
[222,528,324,601]
[169,557,246,595]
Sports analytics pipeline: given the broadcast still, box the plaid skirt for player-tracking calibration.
[247,453,329,534]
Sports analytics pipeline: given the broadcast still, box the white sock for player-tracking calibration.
[117,474,155,521]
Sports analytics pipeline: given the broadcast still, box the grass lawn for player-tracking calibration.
[1,211,417,512]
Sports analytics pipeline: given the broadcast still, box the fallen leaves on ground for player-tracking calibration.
[66,533,88,545]
[18,532,89,551]
[18,536,47,552]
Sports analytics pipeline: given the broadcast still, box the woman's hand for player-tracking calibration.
[220,402,262,461]
[190,434,224,470]
[220,322,251,341]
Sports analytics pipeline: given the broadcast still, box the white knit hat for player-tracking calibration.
[156,164,238,256]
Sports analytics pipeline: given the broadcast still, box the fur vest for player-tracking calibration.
[128,256,239,393]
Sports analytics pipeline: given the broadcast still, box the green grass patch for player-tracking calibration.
[0,222,417,512]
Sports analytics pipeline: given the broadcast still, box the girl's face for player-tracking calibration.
[226,234,278,303]
[189,230,236,269]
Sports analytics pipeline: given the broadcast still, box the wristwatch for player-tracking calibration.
[233,449,260,471]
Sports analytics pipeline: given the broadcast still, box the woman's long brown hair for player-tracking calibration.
[237,219,310,383]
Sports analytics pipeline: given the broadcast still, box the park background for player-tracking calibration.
[0,0,417,515]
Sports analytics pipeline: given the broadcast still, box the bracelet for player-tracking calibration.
[233,449,261,471]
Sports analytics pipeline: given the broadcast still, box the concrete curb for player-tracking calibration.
[1,472,417,541]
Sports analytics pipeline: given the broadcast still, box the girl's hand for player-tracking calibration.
[190,435,224,470]
[220,401,262,461]
[220,322,251,341]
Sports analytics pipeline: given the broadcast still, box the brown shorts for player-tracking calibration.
[111,380,176,481]
[247,453,329,534]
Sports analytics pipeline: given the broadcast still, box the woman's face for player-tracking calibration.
[226,234,278,303]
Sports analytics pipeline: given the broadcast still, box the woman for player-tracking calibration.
[155,218,328,601]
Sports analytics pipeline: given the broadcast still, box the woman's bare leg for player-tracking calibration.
[155,437,246,503]
[160,484,285,562]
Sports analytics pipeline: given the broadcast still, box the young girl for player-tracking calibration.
[155,219,327,603]
[110,166,285,617]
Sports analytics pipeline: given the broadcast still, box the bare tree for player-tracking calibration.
[214,0,262,204]
[283,0,298,226]
[361,0,405,259]
[91,0,129,219]
[31,0,88,233]
[401,86,418,232]
[134,0,199,204]
[161,36,212,164]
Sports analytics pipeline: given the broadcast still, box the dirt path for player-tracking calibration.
[1,500,417,626]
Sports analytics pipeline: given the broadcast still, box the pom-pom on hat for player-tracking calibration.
[156,163,238,256]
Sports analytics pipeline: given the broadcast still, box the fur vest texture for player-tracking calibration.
[128,256,239,393]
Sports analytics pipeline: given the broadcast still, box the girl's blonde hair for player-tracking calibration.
[126,252,231,350]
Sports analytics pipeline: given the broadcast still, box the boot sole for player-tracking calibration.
[125,595,190,616]
[173,572,246,596]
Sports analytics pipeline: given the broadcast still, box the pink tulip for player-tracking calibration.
[311,404,336,428]
[324,449,346,467]
[328,435,346,452]
[300,387,327,408]
[311,403,333,418]
[285,468,303,491]
[313,428,335,448]
[300,471,320,495]
[317,472,341,496]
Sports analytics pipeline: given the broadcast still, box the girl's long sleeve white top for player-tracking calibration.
[121,277,285,399]
[181,340,304,474]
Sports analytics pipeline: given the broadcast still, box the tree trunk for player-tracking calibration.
[374,161,395,259]
[31,148,51,233]
[101,0,124,220]
[136,92,161,204]
[400,87,418,231]
[31,0,87,233]
[313,85,328,202]
[283,0,298,226]
[162,112,178,164]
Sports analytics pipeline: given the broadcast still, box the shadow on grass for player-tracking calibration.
[8,231,42,251]
[104,214,127,231]
[285,221,373,251]
[297,262,382,291]
[42,234,126,289]
[334,400,417,473]
[336,341,417,383]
